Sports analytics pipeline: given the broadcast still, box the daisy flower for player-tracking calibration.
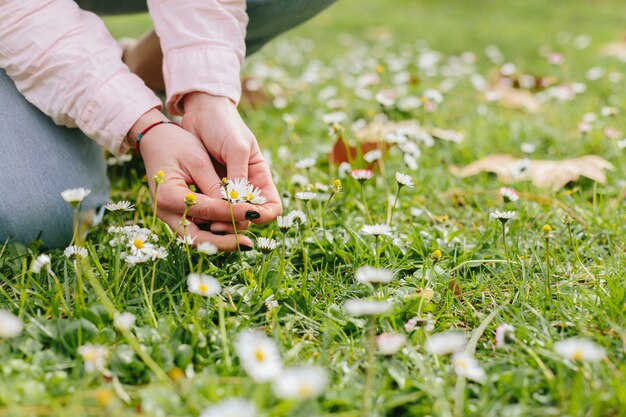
[355,266,394,284]
[395,172,415,188]
[177,235,196,246]
[64,245,88,259]
[31,254,52,274]
[376,332,406,355]
[344,299,391,316]
[60,188,91,205]
[425,331,467,355]
[113,312,136,332]
[360,224,392,237]
[322,111,347,124]
[277,215,293,233]
[350,169,374,182]
[0,311,23,339]
[295,191,318,201]
[452,352,486,383]
[495,323,515,348]
[187,274,221,297]
[294,157,316,169]
[405,314,435,332]
[197,242,218,256]
[553,338,606,362]
[338,162,352,178]
[256,237,278,254]
[287,210,307,226]
[490,210,516,224]
[78,344,108,373]
[104,201,135,212]
[499,187,519,203]
[221,178,267,205]
[272,366,328,400]
[199,398,257,417]
[234,330,283,382]
[363,149,383,163]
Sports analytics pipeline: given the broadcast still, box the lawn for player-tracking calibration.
[1,0,625,416]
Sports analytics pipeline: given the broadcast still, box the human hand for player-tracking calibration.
[181,92,282,224]
[130,108,260,251]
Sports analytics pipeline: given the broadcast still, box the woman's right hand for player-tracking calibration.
[130,108,259,251]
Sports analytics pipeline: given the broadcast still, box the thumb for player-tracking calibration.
[226,145,250,180]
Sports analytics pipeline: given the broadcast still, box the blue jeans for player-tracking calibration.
[0,0,335,248]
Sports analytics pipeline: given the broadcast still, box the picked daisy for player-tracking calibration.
[273,365,328,400]
[490,210,516,224]
[104,201,135,212]
[61,187,91,205]
[0,311,23,339]
[234,329,283,382]
[78,344,108,373]
[199,398,257,417]
[355,266,394,284]
[395,172,415,188]
[361,224,392,237]
[187,274,221,297]
[553,338,606,362]
[452,352,486,383]
[221,178,267,205]
[344,299,392,316]
[425,331,467,355]
[376,332,407,355]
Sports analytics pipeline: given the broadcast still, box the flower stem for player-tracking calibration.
[360,183,372,223]
[218,297,232,370]
[387,186,402,226]
[363,316,376,417]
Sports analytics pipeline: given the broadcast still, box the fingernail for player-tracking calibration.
[239,244,253,252]
[212,231,226,236]
[245,210,261,220]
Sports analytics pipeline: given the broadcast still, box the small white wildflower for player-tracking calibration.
[360,224,392,237]
[495,323,515,348]
[0,311,23,338]
[222,178,267,205]
[113,312,136,331]
[187,274,221,297]
[31,254,52,274]
[490,210,516,224]
[295,191,318,201]
[499,187,519,203]
[78,344,107,373]
[322,111,347,125]
[197,242,218,256]
[553,338,606,362]
[256,237,278,253]
[177,235,196,246]
[344,299,391,316]
[355,266,394,284]
[405,314,435,332]
[64,245,88,259]
[395,172,415,188]
[199,398,257,417]
[295,158,317,169]
[452,352,486,383]
[273,366,328,400]
[425,331,467,355]
[104,201,135,212]
[287,210,307,226]
[277,215,293,233]
[337,162,353,179]
[376,332,406,355]
[61,188,91,205]
[235,330,283,382]
[363,149,383,163]
[290,174,309,187]
[350,169,374,182]
[264,294,279,310]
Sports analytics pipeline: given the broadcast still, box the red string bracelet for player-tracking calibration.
[134,120,180,156]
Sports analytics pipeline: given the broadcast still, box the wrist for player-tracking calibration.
[126,107,168,147]
[183,92,234,113]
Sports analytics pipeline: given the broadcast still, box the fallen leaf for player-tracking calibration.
[329,136,390,166]
[353,116,463,144]
[449,154,614,190]
[492,85,541,113]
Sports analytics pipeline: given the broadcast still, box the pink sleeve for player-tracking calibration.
[148,0,248,115]
[0,0,162,154]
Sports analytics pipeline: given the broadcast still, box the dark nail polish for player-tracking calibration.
[239,244,253,252]
[245,210,261,220]
[212,230,226,236]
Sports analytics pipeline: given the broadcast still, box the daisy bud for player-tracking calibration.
[331,179,342,193]
[429,249,443,262]
[541,224,552,237]
[184,193,197,207]
[562,214,573,225]
[154,170,165,184]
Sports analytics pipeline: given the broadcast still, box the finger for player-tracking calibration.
[209,221,251,234]
[160,212,253,252]
[226,144,250,181]
[158,179,260,222]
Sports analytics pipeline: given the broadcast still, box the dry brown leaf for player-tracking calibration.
[492,85,541,113]
[449,154,614,190]
[353,117,463,143]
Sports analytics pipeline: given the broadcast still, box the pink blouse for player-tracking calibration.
[0,0,247,154]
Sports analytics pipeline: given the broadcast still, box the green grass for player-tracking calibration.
[2,0,626,416]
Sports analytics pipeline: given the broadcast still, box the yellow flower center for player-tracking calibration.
[333,179,341,187]
[198,283,209,293]
[229,191,239,199]
[298,384,313,397]
[83,351,98,362]
[457,359,468,369]
[133,239,144,249]
[255,349,265,362]
[541,224,552,233]
[572,349,583,360]
[245,193,254,201]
